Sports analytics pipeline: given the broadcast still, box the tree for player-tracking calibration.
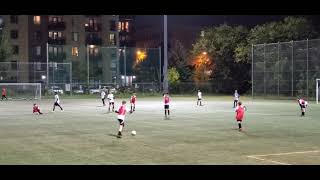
[191,24,250,93]
[169,40,193,81]
[168,67,180,85]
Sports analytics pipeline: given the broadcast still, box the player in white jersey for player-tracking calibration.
[52,92,63,112]
[101,89,106,106]
[233,90,240,108]
[197,90,203,106]
[107,92,115,112]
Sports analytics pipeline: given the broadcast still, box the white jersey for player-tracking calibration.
[54,94,60,104]
[107,94,114,103]
[198,92,202,99]
[234,93,239,100]
[101,91,106,99]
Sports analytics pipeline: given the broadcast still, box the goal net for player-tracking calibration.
[0,83,41,100]
[317,79,320,104]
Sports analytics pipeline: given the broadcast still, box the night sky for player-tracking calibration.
[134,15,288,48]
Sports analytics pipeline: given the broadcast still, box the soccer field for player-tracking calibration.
[0,96,320,165]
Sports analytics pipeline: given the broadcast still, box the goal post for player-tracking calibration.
[317,79,320,104]
[0,83,42,100]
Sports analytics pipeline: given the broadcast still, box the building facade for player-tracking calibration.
[0,15,119,84]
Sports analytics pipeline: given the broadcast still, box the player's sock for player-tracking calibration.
[131,106,133,111]
[238,122,242,129]
[165,110,167,117]
[302,112,305,116]
[168,110,170,116]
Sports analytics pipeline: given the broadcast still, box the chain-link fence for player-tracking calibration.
[0,45,161,96]
[252,39,320,100]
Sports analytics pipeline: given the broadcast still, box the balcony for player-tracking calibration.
[48,22,66,30]
[85,24,102,32]
[86,36,102,45]
[48,52,66,62]
[48,37,66,45]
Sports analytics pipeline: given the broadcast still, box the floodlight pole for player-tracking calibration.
[163,15,168,93]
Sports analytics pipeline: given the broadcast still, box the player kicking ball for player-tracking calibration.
[115,100,132,138]
[197,90,203,106]
[163,93,170,118]
[235,101,246,131]
[297,98,308,116]
[233,90,240,108]
[33,103,43,115]
[52,92,63,112]
[107,92,115,112]
[130,93,137,112]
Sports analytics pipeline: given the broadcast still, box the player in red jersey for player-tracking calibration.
[114,100,132,138]
[33,103,43,115]
[235,101,246,131]
[130,93,136,112]
[1,87,8,100]
[297,98,308,116]
[163,93,170,118]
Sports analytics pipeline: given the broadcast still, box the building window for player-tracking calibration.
[110,20,116,31]
[10,15,18,24]
[36,62,42,70]
[72,47,79,57]
[49,46,63,57]
[33,16,41,25]
[125,22,129,32]
[34,31,41,41]
[49,31,63,39]
[72,32,79,42]
[50,16,62,23]
[89,47,99,56]
[109,33,115,45]
[12,45,19,55]
[10,30,18,39]
[34,46,41,56]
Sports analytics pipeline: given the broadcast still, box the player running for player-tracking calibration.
[107,92,115,112]
[101,89,106,106]
[115,100,132,138]
[130,93,137,112]
[1,87,8,100]
[297,98,308,116]
[197,90,203,106]
[163,93,170,118]
[233,90,240,108]
[52,92,63,112]
[235,101,246,131]
[33,103,43,115]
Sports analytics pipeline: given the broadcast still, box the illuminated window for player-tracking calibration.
[125,22,129,32]
[72,32,79,42]
[72,47,79,57]
[33,16,41,25]
[34,46,41,56]
[49,31,63,39]
[109,33,115,45]
[89,47,99,56]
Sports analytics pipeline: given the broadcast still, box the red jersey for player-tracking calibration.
[117,105,129,120]
[130,95,136,103]
[298,99,305,105]
[235,105,245,120]
[164,96,170,105]
[2,88,6,96]
[33,105,40,113]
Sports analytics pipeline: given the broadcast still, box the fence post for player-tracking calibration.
[159,46,162,92]
[70,62,72,96]
[278,42,280,96]
[251,44,254,98]
[291,40,294,97]
[306,39,309,99]
[264,43,266,97]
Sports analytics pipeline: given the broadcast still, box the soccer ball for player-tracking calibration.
[131,130,136,136]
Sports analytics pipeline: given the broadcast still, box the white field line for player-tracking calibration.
[247,156,291,165]
[248,150,320,157]
[247,150,320,165]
